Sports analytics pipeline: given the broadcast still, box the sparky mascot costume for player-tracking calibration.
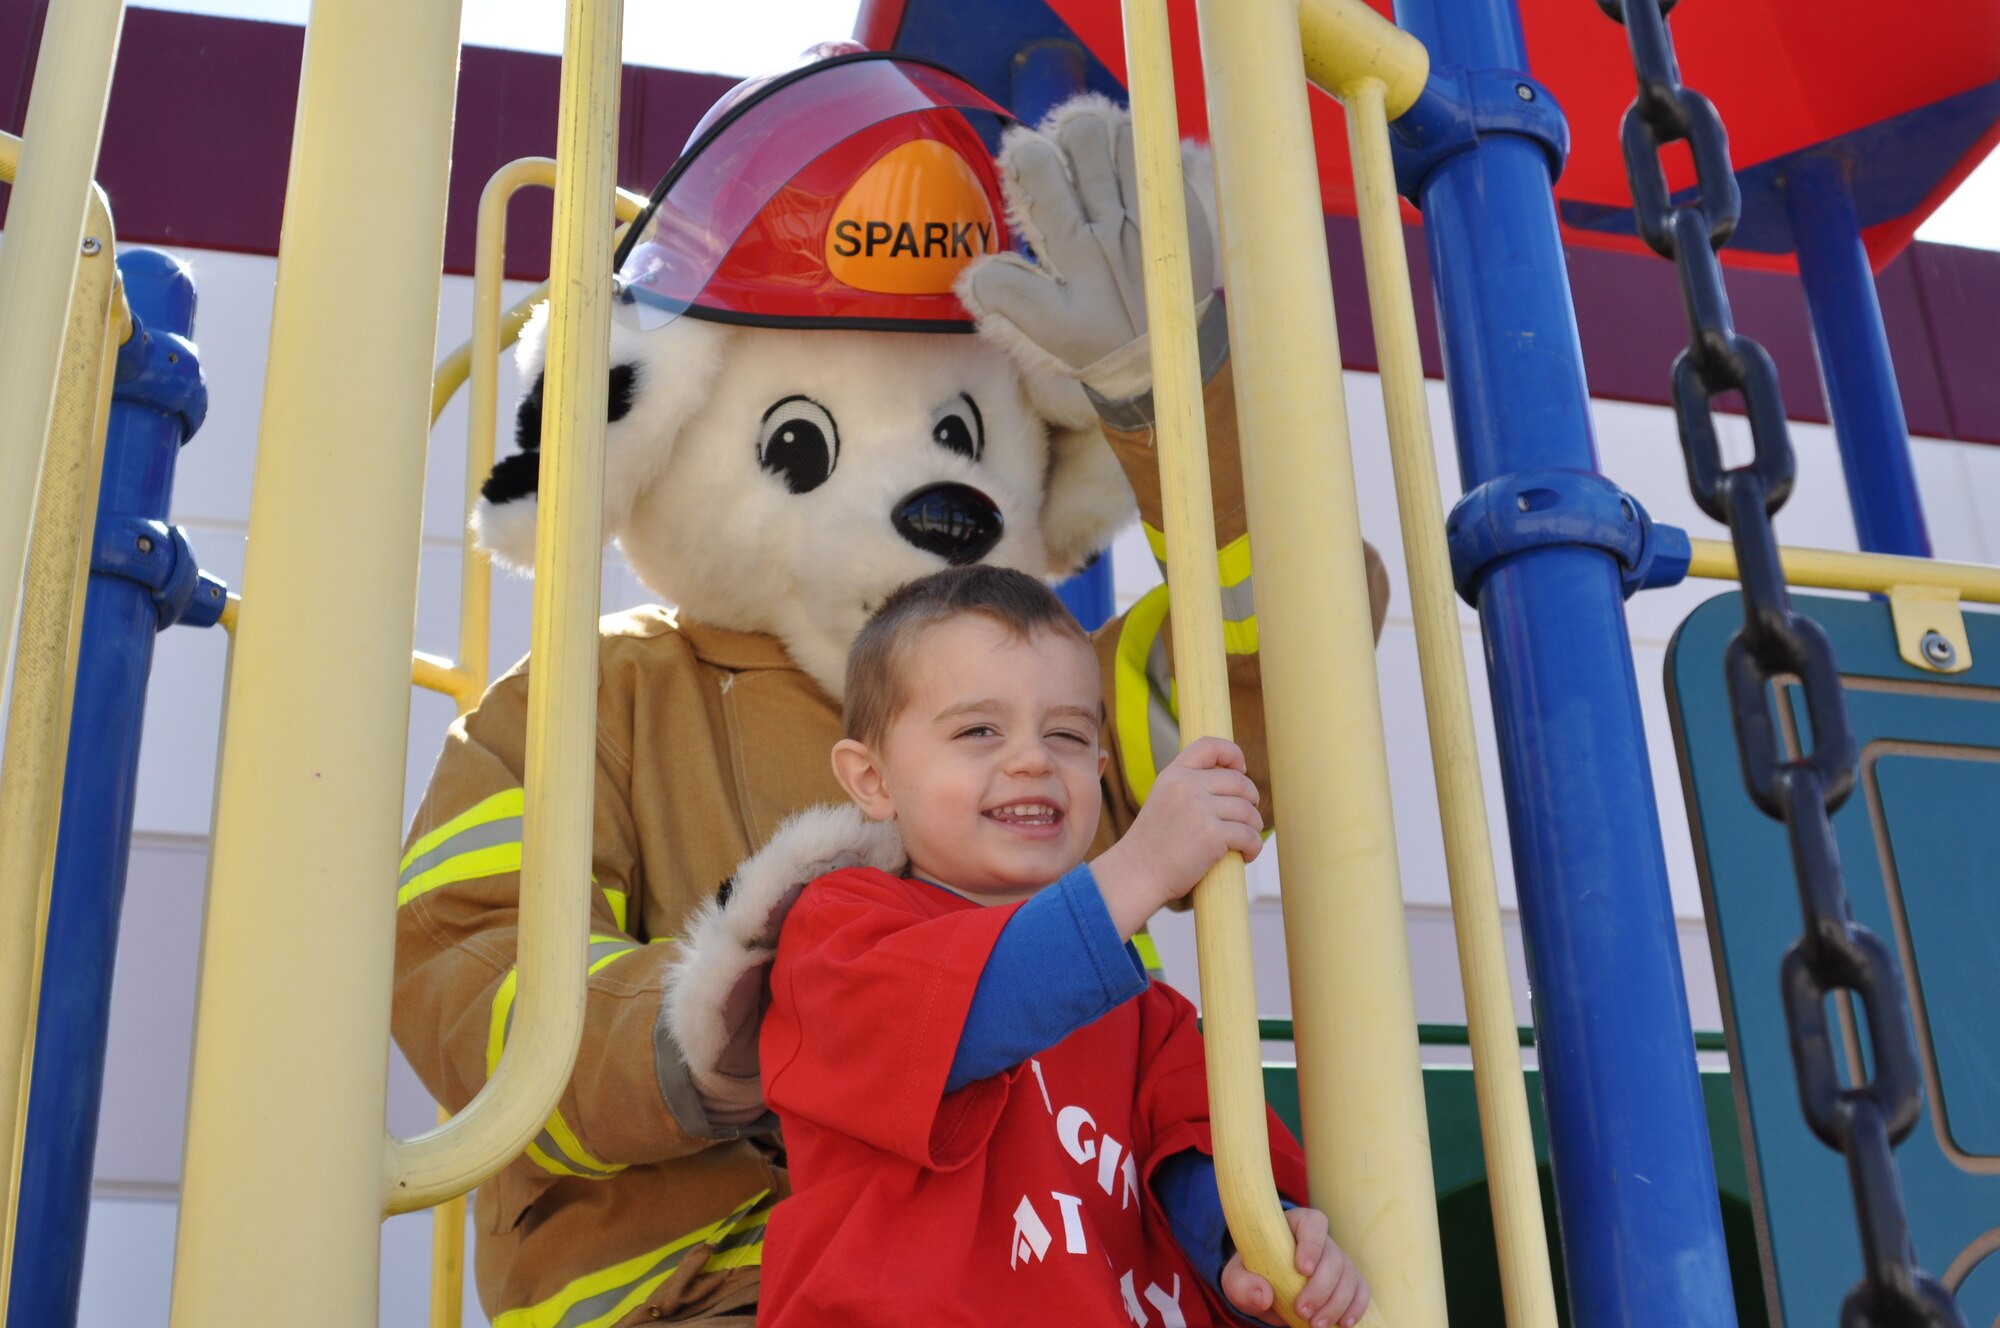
[393,49,1388,1327]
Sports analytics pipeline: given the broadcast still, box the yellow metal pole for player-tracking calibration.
[0,219,123,1310]
[385,0,624,1216]
[1192,1,1450,1321]
[1121,2,1325,1323]
[0,0,124,686]
[1297,0,1429,118]
[1345,77,1559,1328]
[1686,537,2000,603]
[165,0,465,1316]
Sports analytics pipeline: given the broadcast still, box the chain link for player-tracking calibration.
[1596,2,1966,1323]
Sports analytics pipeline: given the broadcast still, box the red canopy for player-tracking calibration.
[1042,0,2000,272]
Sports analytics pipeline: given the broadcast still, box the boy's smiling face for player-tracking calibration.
[832,615,1107,900]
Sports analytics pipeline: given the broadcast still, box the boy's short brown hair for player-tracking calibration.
[844,565,1094,747]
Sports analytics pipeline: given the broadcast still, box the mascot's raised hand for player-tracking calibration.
[959,94,1222,416]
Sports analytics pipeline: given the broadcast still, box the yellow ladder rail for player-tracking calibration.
[1192,0,1450,1319]
[1120,2,1322,1323]
[1341,72,1560,1328]
[166,0,467,1306]
[0,138,127,1313]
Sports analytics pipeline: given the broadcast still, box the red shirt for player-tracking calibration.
[759,867,1307,1327]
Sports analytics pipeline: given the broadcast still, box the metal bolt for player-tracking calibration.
[1920,631,1956,668]
[1516,495,1531,512]
[80,236,101,256]
[1620,497,1636,522]
[135,536,154,554]
[209,586,222,599]
[1515,83,1535,101]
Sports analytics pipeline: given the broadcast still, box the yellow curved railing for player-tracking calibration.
[418,157,646,1328]
[383,0,628,1220]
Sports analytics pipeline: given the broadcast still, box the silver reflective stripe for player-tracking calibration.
[1145,634,1179,778]
[1086,295,1231,432]
[533,1127,618,1181]
[548,1213,770,1328]
[586,936,636,969]
[397,815,522,886]
[1219,575,1255,625]
[500,939,634,1048]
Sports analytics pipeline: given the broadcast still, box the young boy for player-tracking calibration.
[756,565,1370,1327]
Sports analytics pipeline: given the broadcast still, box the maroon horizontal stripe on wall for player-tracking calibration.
[5,6,1996,445]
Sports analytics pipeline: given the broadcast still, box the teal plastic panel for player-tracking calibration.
[1667,591,2000,1327]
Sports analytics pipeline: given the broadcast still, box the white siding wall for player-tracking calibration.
[63,242,2000,1324]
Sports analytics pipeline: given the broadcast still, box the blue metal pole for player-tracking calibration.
[1785,153,1932,557]
[1392,3,1738,1323]
[1013,37,1117,631]
[12,249,213,1328]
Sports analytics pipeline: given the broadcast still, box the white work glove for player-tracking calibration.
[958,94,1220,406]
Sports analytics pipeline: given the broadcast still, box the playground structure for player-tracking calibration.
[1,0,1999,1325]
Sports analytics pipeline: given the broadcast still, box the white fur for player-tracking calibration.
[664,805,904,1098]
[608,325,1132,694]
[473,307,734,571]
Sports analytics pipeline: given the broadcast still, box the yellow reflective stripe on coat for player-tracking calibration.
[486,936,639,1179]
[1113,584,1179,805]
[603,887,628,931]
[492,1190,776,1328]
[1141,522,1258,654]
[1133,931,1164,979]
[397,787,525,905]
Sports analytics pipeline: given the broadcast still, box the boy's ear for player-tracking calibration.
[1097,748,1109,780]
[831,739,895,821]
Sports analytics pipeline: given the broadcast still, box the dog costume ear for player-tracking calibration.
[472,302,733,570]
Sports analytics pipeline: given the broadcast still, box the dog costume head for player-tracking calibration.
[473,51,1134,694]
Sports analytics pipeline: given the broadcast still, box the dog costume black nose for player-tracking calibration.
[892,483,1003,565]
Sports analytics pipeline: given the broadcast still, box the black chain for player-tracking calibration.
[1595,2,1965,1324]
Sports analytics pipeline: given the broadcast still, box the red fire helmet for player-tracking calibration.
[613,51,1016,333]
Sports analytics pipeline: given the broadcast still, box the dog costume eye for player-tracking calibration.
[930,393,983,462]
[758,396,838,494]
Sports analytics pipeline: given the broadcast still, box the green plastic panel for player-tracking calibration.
[1667,591,2000,1327]
[1261,1062,1764,1326]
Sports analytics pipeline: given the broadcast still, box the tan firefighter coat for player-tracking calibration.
[391,362,1391,1327]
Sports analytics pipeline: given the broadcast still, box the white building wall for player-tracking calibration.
[58,242,2000,1324]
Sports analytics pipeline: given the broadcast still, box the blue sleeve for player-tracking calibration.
[1153,1150,1295,1326]
[942,863,1148,1092]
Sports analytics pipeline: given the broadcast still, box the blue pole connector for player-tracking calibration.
[13,249,219,1328]
[1393,1,1739,1322]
